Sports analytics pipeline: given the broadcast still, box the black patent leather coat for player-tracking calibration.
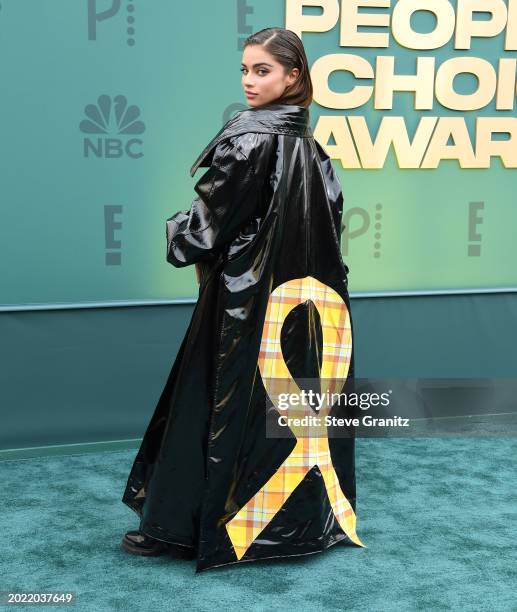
[122,103,365,573]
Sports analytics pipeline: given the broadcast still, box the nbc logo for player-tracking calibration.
[80,95,145,158]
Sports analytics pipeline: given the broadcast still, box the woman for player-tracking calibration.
[121,27,365,573]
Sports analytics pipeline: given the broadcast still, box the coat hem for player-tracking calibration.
[122,496,197,550]
[194,531,361,574]
[139,525,196,550]
[123,493,364,572]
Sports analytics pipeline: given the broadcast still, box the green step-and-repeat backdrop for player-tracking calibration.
[1,0,516,307]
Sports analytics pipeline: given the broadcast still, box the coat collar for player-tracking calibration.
[190,104,312,176]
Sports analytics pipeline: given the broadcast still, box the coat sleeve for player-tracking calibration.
[166,139,259,267]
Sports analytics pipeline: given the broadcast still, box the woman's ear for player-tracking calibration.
[288,68,300,87]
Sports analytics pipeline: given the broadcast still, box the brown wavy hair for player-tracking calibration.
[243,28,313,108]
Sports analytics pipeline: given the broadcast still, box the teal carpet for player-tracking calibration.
[1,438,515,611]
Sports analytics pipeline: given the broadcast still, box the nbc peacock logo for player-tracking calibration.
[79,94,145,159]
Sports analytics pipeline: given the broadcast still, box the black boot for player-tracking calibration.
[121,530,171,557]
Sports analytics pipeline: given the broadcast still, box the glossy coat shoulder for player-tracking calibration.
[226,132,276,179]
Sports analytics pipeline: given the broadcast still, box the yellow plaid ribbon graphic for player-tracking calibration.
[225,276,366,560]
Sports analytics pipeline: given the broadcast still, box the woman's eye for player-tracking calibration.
[240,68,268,76]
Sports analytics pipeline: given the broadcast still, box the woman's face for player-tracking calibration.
[241,45,299,108]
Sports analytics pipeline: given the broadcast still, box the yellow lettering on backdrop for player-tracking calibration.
[313,115,517,169]
[286,0,517,50]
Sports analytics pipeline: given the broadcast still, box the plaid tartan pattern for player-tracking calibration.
[225,276,365,560]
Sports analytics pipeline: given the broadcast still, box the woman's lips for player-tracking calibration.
[245,91,258,98]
